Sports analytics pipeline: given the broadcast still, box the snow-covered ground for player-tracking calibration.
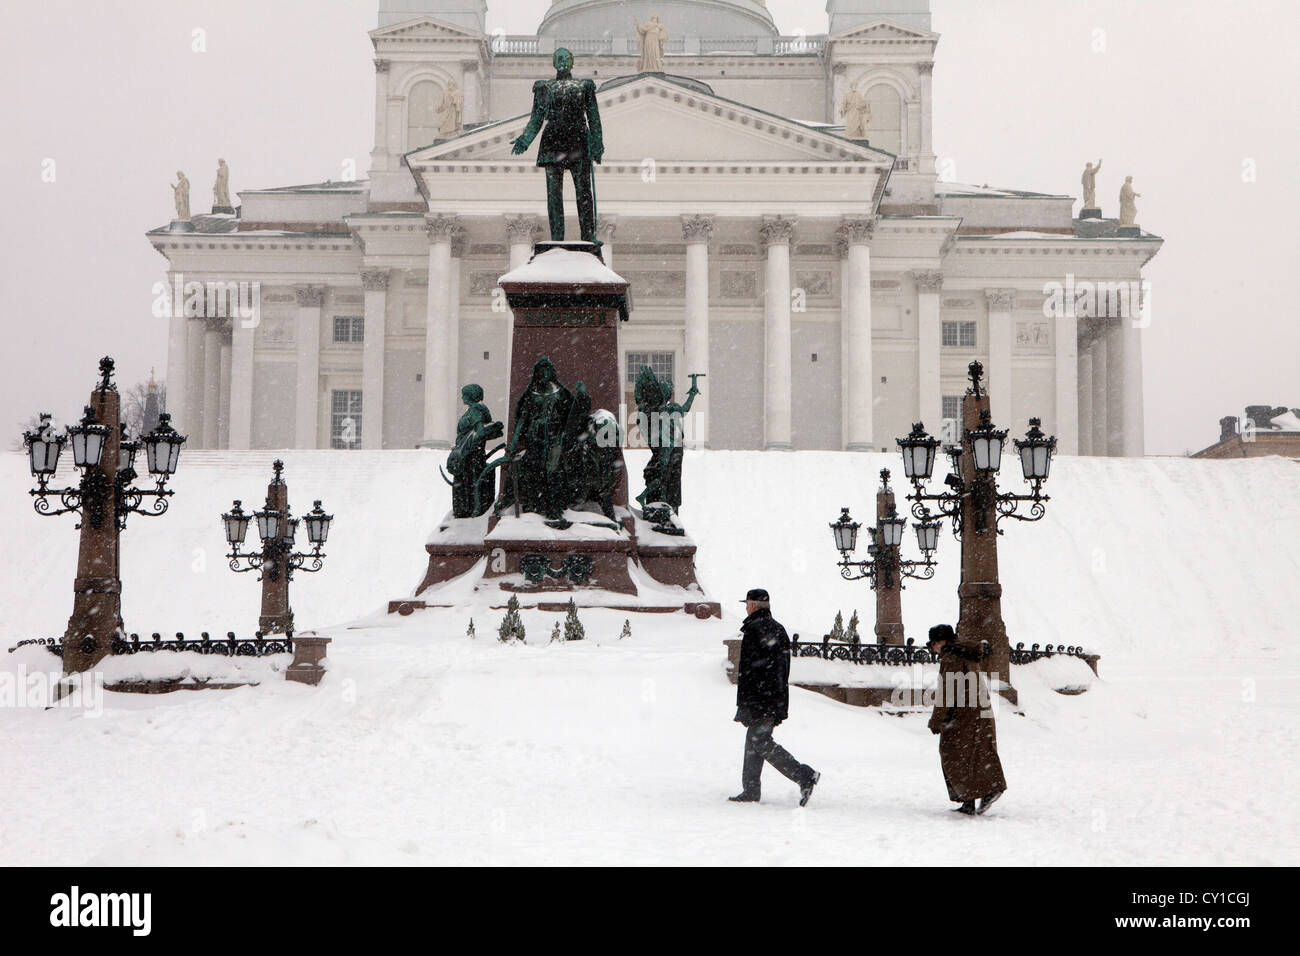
[1,449,1297,865]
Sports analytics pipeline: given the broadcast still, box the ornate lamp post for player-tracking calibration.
[829,468,940,645]
[895,360,1057,704]
[22,357,186,675]
[223,460,332,635]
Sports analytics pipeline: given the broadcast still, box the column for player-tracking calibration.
[218,334,232,449]
[598,215,618,272]
[917,61,936,173]
[837,230,849,448]
[1090,328,1109,456]
[682,215,713,448]
[1077,330,1094,457]
[912,269,943,432]
[461,60,481,124]
[447,228,466,440]
[228,318,254,450]
[186,319,205,446]
[294,285,324,448]
[843,217,875,451]
[362,270,390,450]
[761,216,795,450]
[1054,305,1080,455]
[202,322,222,449]
[1119,318,1145,457]
[165,307,190,437]
[831,62,847,126]
[1106,319,1128,457]
[984,289,1015,426]
[504,215,538,378]
[423,214,458,448]
[371,60,390,172]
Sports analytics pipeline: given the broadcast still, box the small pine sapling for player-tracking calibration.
[620,619,632,640]
[563,598,585,642]
[845,609,861,646]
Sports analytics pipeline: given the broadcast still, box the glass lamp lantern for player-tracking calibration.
[223,501,251,547]
[915,515,942,554]
[143,414,186,477]
[256,507,282,544]
[1015,417,1057,482]
[968,412,1008,473]
[67,407,109,470]
[878,509,907,548]
[830,508,860,554]
[24,413,65,477]
[897,423,941,481]
[304,501,333,547]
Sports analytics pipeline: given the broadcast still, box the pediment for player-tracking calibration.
[369,15,483,42]
[829,18,938,42]
[408,75,893,166]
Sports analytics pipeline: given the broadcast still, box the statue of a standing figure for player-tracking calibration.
[1119,176,1141,226]
[499,356,576,522]
[438,80,464,137]
[634,367,701,518]
[1080,158,1102,209]
[634,14,669,73]
[444,384,504,518]
[213,159,232,212]
[511,48,605,245]
[172,171,191,221]
[839,80,871,139]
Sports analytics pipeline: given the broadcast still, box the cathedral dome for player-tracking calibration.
[538,0,779,44]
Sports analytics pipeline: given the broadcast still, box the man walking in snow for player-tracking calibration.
[730,589,820,806]
[926,624,1007,815]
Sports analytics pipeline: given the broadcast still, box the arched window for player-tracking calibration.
[865,84,903,156]
[407,80,441,150]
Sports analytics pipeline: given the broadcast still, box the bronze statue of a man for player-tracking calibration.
[511,48,605,245]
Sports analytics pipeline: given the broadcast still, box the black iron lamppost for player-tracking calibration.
[829,468,941,645]
[894,360,1057,703]
[223,460,332,635]
[22,357,186,674]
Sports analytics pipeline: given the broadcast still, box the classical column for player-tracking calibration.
[912,269,943,432]
[984,289,1015,426]
[423,214,458,448]
[682,215,713,448]
[218,334,232,449]
[843,217,875,451]
[186,319,205,447]
[1090,327,1109,456]
[598,215,618,272]
[1077,331,1094,457]
[504,215,539,379]
[837,230,849,448]
[1055,305,1080,455]
[1119,318,1145,457]
[372,60,390,172]
[461,61,481,124]
[362,269,390,450]
[761,216,796,450]
[165,306,190,436]
[202,321,223,449]
[1105,319,1138,457]
[447,228,467,439]
[917,61,936,172]
[831,62,847,127]
[294,285,324,449]
[228,317,254,450]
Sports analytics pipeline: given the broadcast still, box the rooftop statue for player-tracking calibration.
[1080,158,1102,209]
[213,159,231,210]
[438,80,464,137]
[172,171,191,221]
[635,14,669,74]
[511,48,605,245]
[839,80,871,139]
[1119,176,1141,227]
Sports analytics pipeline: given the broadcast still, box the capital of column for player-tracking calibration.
[425,213,459,242]
[295,285,325,307]
[374,59,390,74]
[505,214,542,245]
[597,215,618,243]
[759,215,796,249]
[681,214,715,244]
[832,62,848,76]
[911,270,944,293]
[918,61,935,76]
[984,287,1016,311]
[840,217,876,246]
[361,270,391,292]
[461,59,479,73]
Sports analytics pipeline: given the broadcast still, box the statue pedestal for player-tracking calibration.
[391,243,719,621]
[1117,225,1141,237]
[211,205,236,216]
[168,220,196,233]
[1078,207,1103,220]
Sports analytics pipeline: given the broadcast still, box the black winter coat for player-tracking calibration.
[734,608,791,726]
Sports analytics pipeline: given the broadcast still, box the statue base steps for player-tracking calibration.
[1078,207,1103,220]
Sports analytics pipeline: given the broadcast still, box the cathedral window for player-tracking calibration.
[333,316,365,344]
[331,390,364,449]
[942,321,976,348]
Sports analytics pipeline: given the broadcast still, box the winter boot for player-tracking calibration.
[799,771,820,808]
[977,789,1005,815]
[953,800,977,815]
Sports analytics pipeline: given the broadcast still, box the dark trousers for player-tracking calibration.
[545,163,596,243]
[741,720,812,797]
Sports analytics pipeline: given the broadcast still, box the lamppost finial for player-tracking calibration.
[97,357,116,392]
[879,467,891,491]
[967,360,984,397]
[272,459,285,484]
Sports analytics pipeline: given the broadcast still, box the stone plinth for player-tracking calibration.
[286,636,330,686]
[1078,207,1102,220]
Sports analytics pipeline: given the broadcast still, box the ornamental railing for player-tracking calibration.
[789,637,1095,668]
[9,632,294,659]
[490,35,825,57]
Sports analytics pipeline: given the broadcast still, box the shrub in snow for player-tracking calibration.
[563,599,585,642]
[829,611,845,642]
[845,610,861,646]
[620,619,632,641]
[498,595,525,643]
[551,621,562,643]
[466,619,476,640]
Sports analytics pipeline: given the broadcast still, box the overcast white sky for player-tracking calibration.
[0,0,1295,455]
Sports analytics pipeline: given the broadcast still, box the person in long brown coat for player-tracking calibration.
[926,624,1007,815]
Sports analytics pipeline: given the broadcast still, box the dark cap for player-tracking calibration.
[740,588,770,603]
[926,624,956,648]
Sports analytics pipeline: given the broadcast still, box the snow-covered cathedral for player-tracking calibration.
[150,0,1161,455]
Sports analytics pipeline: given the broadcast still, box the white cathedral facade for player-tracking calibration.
[151,0,1161,456]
